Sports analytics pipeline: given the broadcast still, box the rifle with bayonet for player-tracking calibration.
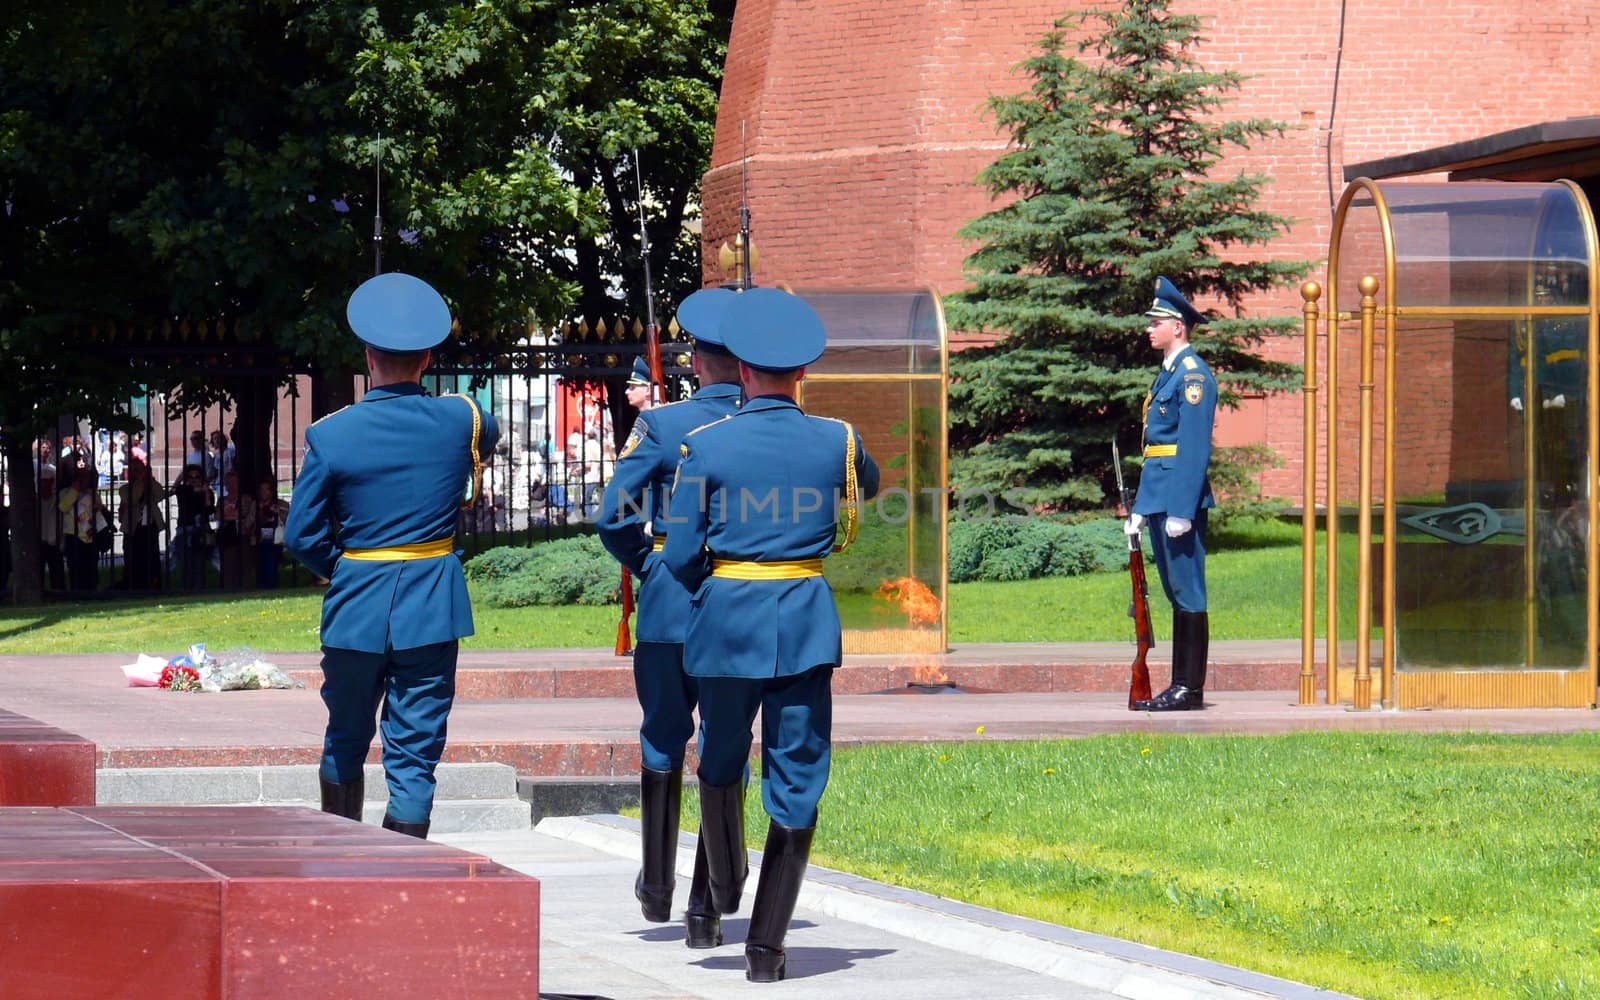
[616,150,666,656]
[1113,440,1154,708]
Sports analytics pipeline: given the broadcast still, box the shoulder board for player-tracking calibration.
[1182,355,1199,371]
[684,414,734,439]
[309,404,351,429]
[814,415,855,436]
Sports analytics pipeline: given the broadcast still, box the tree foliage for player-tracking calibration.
[0,0,730,602]
[945,0,1307,510]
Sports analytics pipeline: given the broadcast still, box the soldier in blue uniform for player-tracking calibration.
[596,287,743,945]
[1509,316,1586,502]
[285,272,500,837]
[661,287,880,982]
[1126,276,1216,712]
[625,355,655,413]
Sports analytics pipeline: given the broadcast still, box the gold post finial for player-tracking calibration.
[1301,280,1322,302]
[716,234,759,284]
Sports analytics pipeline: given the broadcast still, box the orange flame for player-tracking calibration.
[910,663,949,685]
[875,576,942,628]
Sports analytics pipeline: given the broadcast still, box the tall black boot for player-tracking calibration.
[381,813,430,839]
[1180,610,1208,706]
[319,775,364,821]
[1134,610,1207,711]
[698,779,748,914]
[683,832,722,949]
[744,822,815,983]
[635,767,682,922]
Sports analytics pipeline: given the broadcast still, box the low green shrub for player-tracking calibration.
[465,536,620,607]
[948,516,1127,583]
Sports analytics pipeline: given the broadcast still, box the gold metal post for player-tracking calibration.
[1563,179,1600,694]
[1299,280,1322,706]
[1354,275,1379,710]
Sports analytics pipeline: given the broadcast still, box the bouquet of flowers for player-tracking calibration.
[157,662,203,692]
[197,646,301,692]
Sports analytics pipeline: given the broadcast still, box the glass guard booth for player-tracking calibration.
[792,289,949,654]
[1305,180,1599,708]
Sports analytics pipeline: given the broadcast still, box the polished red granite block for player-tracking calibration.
[0,709,96,806]
[552,667,636,698]
[222,864,539,999]
[0,807,540,1000]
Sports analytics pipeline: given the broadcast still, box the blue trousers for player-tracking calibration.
[1147,509,1208,612]
[696,666,833,829]
[319,641,458,824]
[633,641,701,772]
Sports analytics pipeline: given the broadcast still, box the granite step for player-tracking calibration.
[282,656,1307,701]
[96,762,531,833]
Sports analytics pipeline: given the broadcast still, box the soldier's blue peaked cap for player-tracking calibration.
[676,287,737,348]
[718,287,826,371]
[1144,276,1205,330]
[346,272,453,352]
[627,355,653,385]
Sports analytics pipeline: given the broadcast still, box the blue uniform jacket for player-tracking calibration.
[661,395,880,679]
[1133,345,1216,519]
[595,382,743,643]
[285,383,500,652]
[1509,317,1586,402]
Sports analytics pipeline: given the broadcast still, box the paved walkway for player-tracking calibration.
[0,645,1595,773]
[438,816,1355,1000]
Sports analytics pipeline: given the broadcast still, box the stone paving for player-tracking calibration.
[0,646,1595,775]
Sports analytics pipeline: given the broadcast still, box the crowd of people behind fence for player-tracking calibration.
[3,430,291,596]
[3,391,634,597]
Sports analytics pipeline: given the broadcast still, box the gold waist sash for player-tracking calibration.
[341,538,455,561]
[710,558,824,580]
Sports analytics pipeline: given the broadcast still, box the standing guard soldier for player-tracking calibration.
[1126,276,1216,712]
[662,287,880,982]
[596,287,744,946]
[285,272,500,837]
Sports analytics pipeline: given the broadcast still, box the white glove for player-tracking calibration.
[1510,397,1523,412]
[1165,516,1192,538]
[1123,513,1146,536]
[1544,393,1566,410]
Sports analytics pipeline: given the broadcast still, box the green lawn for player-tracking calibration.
[682,732,1600,1000]
[0,519,1357,653]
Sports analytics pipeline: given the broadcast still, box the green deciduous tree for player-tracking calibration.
[0,0,730,602]
[945,0,1308,511]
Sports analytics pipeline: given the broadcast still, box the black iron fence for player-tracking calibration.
[1,321,692,598]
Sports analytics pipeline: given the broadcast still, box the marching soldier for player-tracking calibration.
[1127,276,1216,712]
[661,287,880,982]
[285,272,500,837]
[596,288,744,946]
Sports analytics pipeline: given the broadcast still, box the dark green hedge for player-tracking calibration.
[948,515,1127,583]
[465,512,1134,607]
[465,535,620,607]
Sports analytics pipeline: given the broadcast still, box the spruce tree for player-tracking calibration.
[945,0,1308,510]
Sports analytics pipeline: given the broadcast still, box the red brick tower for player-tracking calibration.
[705,0,1600,497]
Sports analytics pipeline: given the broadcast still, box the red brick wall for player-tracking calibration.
[706,0,1599,500]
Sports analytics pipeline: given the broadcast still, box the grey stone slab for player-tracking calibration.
[520,817,1356,1000]
[97,767,264,805]
[520,774,643,822]
[440,826,1119,1000]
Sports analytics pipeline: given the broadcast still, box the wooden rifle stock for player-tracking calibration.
[1116,499,1154,708]
[616,567,635,655]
